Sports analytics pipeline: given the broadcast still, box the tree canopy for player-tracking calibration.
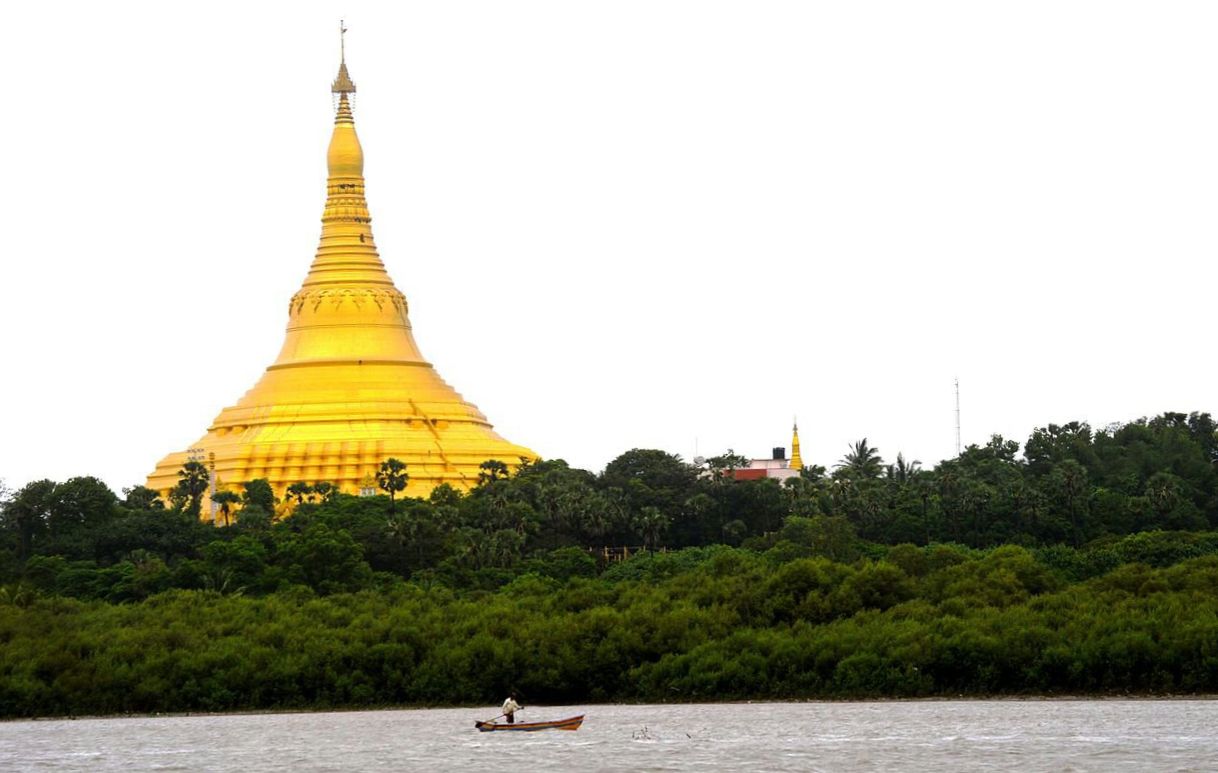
[0,410,1215,716]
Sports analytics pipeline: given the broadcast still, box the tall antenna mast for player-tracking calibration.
[954,377,962,456]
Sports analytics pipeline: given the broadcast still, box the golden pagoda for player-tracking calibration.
[789,421,803,470]
[147,29,536,505]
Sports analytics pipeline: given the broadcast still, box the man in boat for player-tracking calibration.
[501,693,522,724]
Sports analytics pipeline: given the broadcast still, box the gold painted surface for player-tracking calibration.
[147,59,535,503]
[789,423,803,470]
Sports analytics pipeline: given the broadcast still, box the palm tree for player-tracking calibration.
[286,482,313,506]
[174,461,210,519]
[1145,471,1182,520]
[886,453,921,484]
[211,491,241,527]
[313,481,337,504]
[386,509,426,564]
[721,519,747,546]
[478,459,510,485]
[937,467,962,541]
[683,492,716,529]
[385,511,412,546]
[634,506,670,552]
[1053,460,1089,547]
[799,464,828,483]
[377,458,409,514]
[836,439,884,480]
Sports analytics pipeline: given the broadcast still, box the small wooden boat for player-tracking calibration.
[475,714,584,732]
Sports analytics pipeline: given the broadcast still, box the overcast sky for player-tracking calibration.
[1,1,1214,495]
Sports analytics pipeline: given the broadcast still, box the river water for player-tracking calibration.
[2,700,1216,772]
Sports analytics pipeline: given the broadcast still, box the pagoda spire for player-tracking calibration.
[789,420,803,470]
[300,24,391,301]
[332,20,356,96]
[287,22,402,350]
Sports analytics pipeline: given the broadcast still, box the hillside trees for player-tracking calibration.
[1,410,1214,600]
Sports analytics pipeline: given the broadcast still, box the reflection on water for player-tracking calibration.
[2,700,1217,772]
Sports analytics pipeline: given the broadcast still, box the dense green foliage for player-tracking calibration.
[3,539,1218,716]
[0,411,1215,716]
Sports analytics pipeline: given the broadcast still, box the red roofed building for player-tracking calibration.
[729,423,804,482]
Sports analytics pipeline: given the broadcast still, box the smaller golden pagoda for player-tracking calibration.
[789,421,803,470]
[147,27,536,504]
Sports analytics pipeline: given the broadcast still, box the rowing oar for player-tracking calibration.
[474,707,525,728]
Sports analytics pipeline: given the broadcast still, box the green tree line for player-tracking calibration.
[3,537,1218,716]
[0,410,1214,716]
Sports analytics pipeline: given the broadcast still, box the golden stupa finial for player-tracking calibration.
[332,20,356,96]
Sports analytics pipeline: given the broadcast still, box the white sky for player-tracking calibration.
[1,1,1215,494]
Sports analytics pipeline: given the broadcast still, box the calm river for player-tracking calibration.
[2,700,1216,772]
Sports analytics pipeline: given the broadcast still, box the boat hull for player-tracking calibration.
[475,715,584,732]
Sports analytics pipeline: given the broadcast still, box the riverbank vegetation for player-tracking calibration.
[0,411,1215,716]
